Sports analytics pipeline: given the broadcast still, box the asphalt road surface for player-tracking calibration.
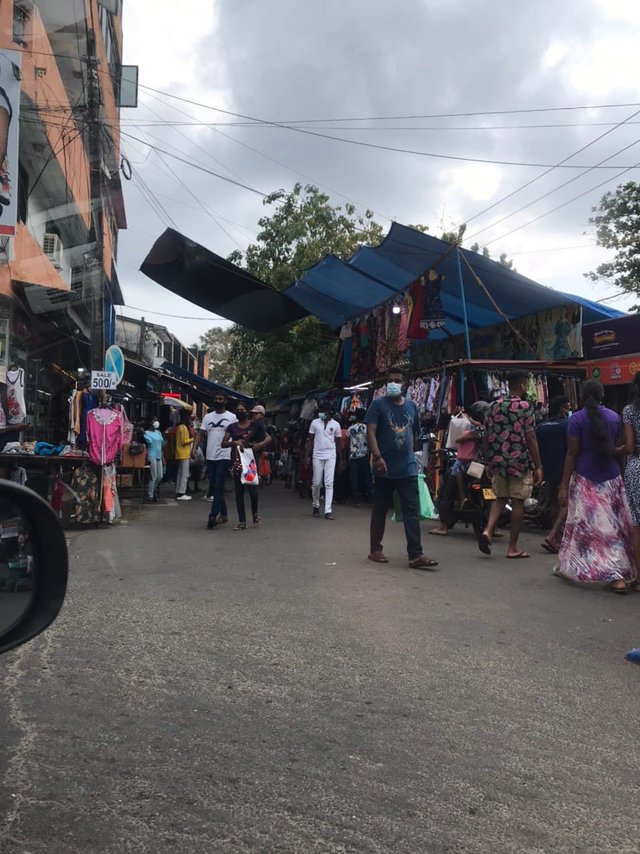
[1,485,639,853]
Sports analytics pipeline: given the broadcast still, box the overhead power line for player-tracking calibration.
[482,158,640,248]
[137,84,640,170]
[134,90,640,123]
[138,90,396,223]
[464,106,640,233]
[467,134,640,243]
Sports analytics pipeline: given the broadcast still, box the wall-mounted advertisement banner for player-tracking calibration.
[0,49,21,238]
[586,356,640,386]
[413,302,583,369]
[582,314,640,360]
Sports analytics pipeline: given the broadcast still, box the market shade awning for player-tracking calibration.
[140,229,308,332]
[282,223,625,334]
[161,362,254,405]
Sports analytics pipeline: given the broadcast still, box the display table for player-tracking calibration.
[0,453,150,515]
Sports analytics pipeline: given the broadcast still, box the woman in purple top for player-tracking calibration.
[556,381,636,592]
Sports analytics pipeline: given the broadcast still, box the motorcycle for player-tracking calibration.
[435,448,500,537]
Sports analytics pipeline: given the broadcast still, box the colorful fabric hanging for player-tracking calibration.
[420,271,446,330]
[408,277,429,340]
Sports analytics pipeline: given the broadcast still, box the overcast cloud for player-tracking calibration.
[119,0,640,345]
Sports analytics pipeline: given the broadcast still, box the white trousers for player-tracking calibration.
[176,459,190,495]
[312,456,336,514]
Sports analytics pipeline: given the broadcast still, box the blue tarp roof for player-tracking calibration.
[283,223,624,334]
[161,362,254,404]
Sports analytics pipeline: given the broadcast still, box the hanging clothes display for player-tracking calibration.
[87,407,124,466]
[407,277,429,341]
[6,367,26,424]
[420,270,446,330]
[70,466,102,525]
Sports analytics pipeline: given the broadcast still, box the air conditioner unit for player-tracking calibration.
[42,233,64,269]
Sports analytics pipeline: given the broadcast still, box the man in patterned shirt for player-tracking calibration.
[478,373,542,559]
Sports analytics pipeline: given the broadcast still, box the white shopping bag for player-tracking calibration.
[239,447,260,486]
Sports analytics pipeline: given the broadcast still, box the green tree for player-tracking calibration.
[224,183,386,397]
[586,181,640,308]
[196,326,235,388]
[469,242,516,270]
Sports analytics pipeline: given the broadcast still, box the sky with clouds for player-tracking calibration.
[118,0,640,346]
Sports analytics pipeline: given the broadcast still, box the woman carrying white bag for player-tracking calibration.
[222,404,272,530]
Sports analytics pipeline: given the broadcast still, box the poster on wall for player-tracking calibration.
[0,49,21,238]
[412,302,583,369]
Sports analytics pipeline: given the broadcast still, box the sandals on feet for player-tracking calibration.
[252,514,261,527]
[233,523,247,531]
[478,533,492,555]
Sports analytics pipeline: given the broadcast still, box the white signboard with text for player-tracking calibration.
[90,370,117,391]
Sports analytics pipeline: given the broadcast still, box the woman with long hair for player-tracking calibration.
[623,372,640,574]
[556,380,636,592]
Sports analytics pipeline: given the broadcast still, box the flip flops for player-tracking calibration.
[477,533,492,555]
[506,552,530,560]
[541,541,559,555]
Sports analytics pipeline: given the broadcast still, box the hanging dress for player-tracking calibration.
[6,367,26,424]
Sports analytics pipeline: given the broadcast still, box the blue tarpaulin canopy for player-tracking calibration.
[282,223,624,334]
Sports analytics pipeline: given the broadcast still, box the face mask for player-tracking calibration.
[387,382,403,398]
[152,421,160,430]
[319,412,328,421]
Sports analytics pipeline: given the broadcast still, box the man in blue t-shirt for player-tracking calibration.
[364,367,438,569]
[536,394,570,553]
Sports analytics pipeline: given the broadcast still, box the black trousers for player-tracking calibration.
[234,473,259,524]
[370,476,422,559]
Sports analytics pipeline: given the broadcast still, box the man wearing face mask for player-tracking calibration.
[192,394,237,529]
[365,367,438,569]
[307,402,341,519]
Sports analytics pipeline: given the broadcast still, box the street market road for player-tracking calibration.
[1,486,639,853]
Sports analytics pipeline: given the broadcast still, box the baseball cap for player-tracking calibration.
[250,404,266,415]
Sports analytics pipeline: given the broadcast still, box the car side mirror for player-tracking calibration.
[0,481,68,655]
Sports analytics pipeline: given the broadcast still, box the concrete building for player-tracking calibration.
[0,1,134,438]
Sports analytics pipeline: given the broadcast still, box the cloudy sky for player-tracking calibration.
[118,0,640,346]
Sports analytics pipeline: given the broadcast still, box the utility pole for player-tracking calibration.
[85,21,105,371]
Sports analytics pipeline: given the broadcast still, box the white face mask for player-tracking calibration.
[387,382,403,398]
[152,421,160,430]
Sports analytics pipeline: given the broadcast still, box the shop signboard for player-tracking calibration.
[582,314,639,360]
[585,356,640,386]
[0,49,21,238]
[91,370,117,391]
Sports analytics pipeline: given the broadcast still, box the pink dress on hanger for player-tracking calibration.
[87,407,123,466]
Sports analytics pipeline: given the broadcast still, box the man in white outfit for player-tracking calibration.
[307,402,341,519]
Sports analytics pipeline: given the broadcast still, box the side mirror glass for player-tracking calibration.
[0,482,68,655]
[0,501,35,636]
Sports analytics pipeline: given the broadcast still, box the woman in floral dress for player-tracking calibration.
[623,372,640,575]
[556,381,636,592]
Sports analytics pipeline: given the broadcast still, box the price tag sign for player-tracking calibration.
[90,370,117,391]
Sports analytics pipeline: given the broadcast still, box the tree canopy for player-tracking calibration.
[197,326,236,389]
[225,183,385,398]
[586,181,640,309]
[201,182,514,398]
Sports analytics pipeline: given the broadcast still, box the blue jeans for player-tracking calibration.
[208,459,231,521]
